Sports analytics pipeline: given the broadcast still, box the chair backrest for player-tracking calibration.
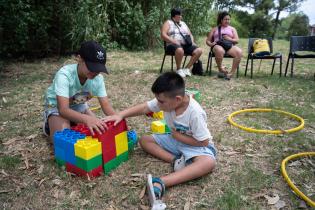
[248,38,273,54]
[289,36,315,53]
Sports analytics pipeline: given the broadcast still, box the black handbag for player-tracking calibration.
[216,26,233,51]
[174,21,192,47]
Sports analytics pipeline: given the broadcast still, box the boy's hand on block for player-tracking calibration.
[103,114,123,126]
[84,115,107,136]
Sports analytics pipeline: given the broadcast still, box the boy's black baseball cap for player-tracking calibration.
[78,41,108,74]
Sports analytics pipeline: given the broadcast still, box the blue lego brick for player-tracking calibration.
[53,129,86,165]
[127,130,138,145]
[54,146,66,161]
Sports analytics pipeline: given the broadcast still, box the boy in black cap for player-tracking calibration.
[43,40,115,140]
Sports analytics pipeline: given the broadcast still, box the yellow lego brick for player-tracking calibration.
[152,111,164,120]
[151,120,166,134]
[74,138,102,160]
[115,131,128,156]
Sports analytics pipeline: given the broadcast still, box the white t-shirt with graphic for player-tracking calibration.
[147,96,213,144]
[45,64,107,107]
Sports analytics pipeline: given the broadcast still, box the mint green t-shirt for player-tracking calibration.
[45,64,107,107]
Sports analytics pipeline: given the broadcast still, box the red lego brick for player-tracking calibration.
[102,148,116,163]
[66,163,103,178]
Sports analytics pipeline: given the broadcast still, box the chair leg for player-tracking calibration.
[271,58,276,75]
[160,54,166,73]
[251,57,253,78]
[290,57,294,77]
[171,56,174,71]
[285,55,290,77]
[245,56,249,77]
[182,56,187,68]
[237,66,239,78]
[279,56,282,77]
[209,55,213,76]
[206,52,210,74]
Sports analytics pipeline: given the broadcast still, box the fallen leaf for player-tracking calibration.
[139,204,149,210]
[37,165,44,174]
[139,186,146,199]
[184,200,190,210]
[38,178,47,186]
[2,97,7,103]
[264,194,280,205]
[26,134,38,140]
[52,178,63,186]
[298,200,308,209]
[2,137,23,145]
[274,200,286,209]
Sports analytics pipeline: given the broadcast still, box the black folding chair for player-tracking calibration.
[245,38,282,78]
[160,42,188,73]
[205,50,239,77]
[285,36,315,78]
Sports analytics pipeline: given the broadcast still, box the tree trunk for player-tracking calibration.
[272,9,281,39]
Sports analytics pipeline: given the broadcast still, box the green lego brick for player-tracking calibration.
[55,158,65,167]
[76,154,102,171]
[128,141,135,152]
[117,152,129,164]
[161,120,171,133]
[104,158,120,175]
[186,88,201,103]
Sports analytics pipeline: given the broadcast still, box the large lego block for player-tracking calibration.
[53,129,86,165]
[66,163,103,178]
[151,120,170,134]
[115,131,128,156]
[146,111,164,119]
[54,146,66,161]
[186,88,201,103]
[102,148,116,163]
[103,157,120,175]
[55,157,65,167]
[75,154,102,171]
[74,137,101,160]
[116,151,129,164]
[128,141,135,152]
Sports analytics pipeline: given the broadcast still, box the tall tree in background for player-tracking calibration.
[272,0,305,39]
[288,13,309,38]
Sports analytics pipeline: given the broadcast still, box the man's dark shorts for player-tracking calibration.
[166,44,198,55]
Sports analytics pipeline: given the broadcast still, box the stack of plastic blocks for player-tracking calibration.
[186,88,201,103]
[151,120,170,134]
[53,119,137,178]
[146,111,164,120]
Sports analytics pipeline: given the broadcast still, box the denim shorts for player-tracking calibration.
[152,134,217,163]
[43,103,89,135]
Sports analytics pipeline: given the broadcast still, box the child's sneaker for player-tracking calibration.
[182,68,192,77]
[176,69,186,78]
[173,155,186,171]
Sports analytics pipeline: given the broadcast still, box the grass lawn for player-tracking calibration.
[0,38,314,209]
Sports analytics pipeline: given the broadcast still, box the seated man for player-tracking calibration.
[161,8,203,78]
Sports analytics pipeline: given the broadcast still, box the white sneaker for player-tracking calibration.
[182,68,192,77]
[176,69,186,78]
[173,155,186,171]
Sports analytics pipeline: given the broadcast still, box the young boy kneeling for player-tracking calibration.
[105,72,216,199]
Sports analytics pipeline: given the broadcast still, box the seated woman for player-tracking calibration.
[206,11,242,79]
[161,8,203,78]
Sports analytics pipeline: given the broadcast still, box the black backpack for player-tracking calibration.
[192,59,203,76]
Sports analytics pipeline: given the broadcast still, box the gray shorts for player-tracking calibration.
[43,103,89,135]
[152,134,217,163]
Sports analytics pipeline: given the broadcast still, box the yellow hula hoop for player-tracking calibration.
[227,108,304,134]
[281,152,315,207]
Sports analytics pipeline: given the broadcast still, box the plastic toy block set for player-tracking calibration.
[53,120,137,178]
